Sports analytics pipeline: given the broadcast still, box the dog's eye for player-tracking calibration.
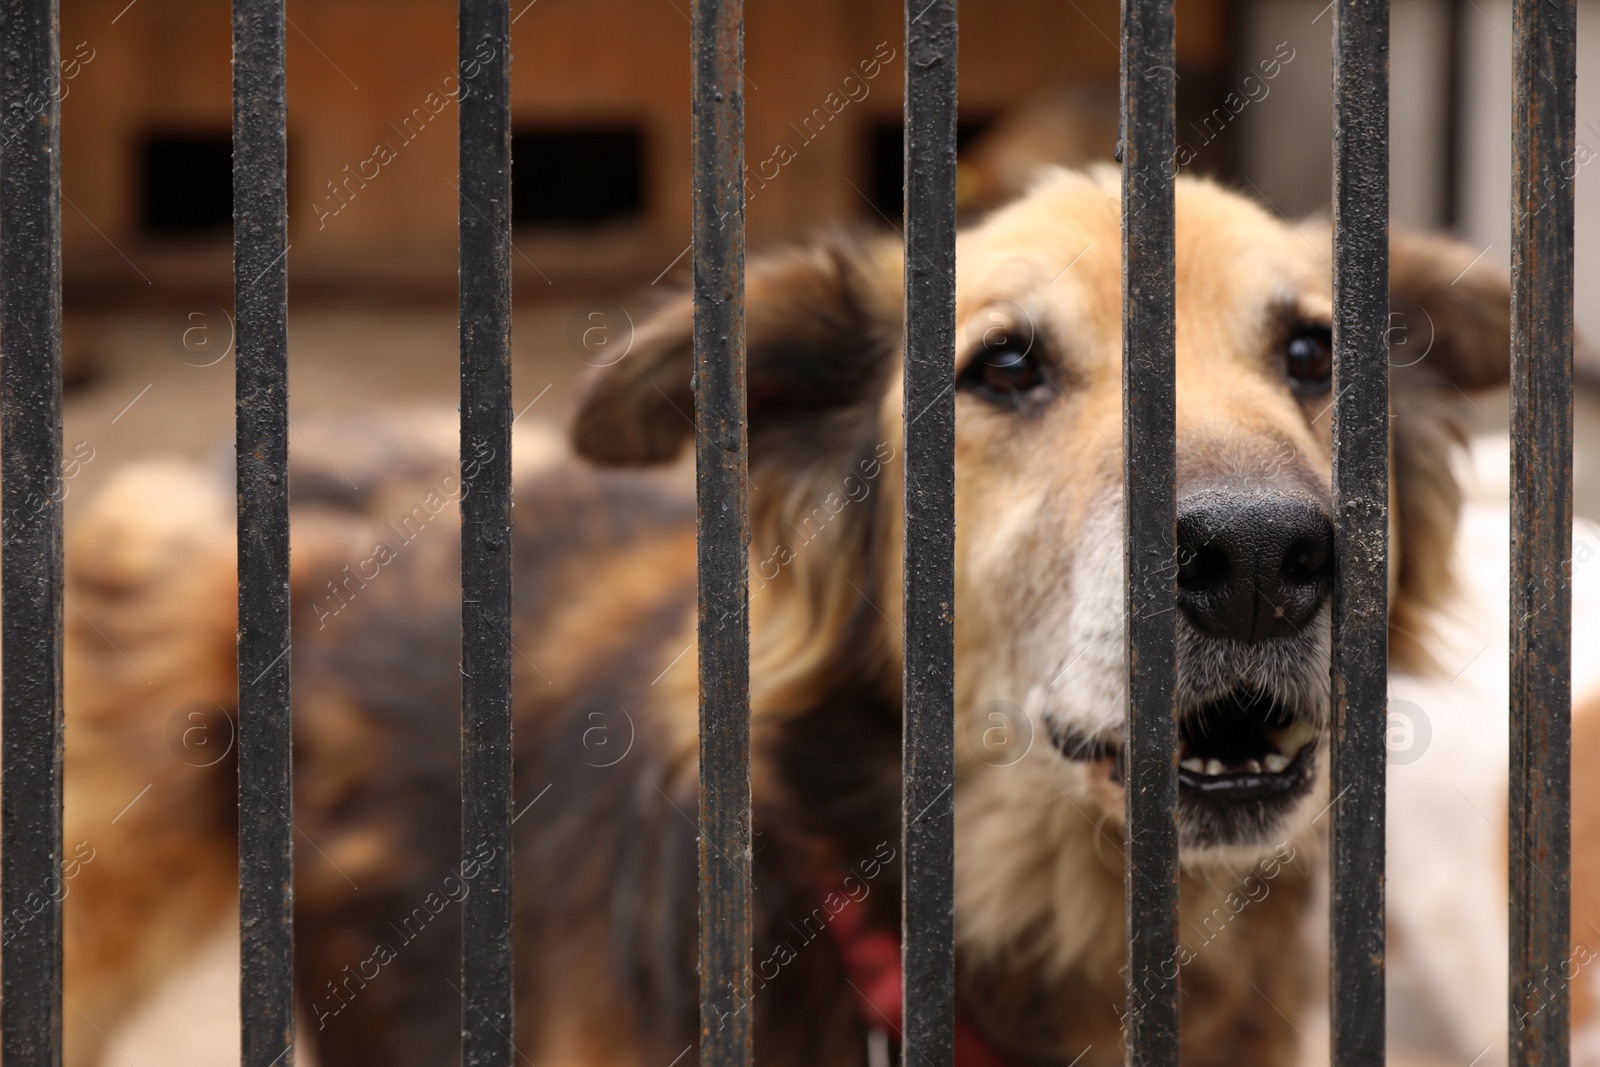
[959,338,1048,405]
[1284,326,1332,391]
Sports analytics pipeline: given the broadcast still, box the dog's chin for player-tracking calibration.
[1048,688,1322,857]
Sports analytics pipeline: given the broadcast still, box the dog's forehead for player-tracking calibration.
[954,167,1330,350]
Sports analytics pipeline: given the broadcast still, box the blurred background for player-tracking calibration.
[49,0,1600,1063]
[56,0,1600,518]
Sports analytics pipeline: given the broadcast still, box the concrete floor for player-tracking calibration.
[60,302,596,521]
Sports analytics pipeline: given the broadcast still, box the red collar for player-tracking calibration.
[826,891,1015,1067]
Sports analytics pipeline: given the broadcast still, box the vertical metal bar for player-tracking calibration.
[1118,0,1179,1059]
[1508,0,1575,1052]
[691,2,750,1065]
[902,1,957,1063]
[1328,0,1390,1059]
[233,0,293,1063]
[0,0,64,1063]
[458,0,514,1062]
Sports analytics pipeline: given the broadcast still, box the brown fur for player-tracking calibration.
[63,169,1510,1067]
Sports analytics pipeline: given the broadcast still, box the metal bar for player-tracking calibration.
[902,1,957,1063]
[1328,0,1390,1059]
[1507,0,1575,1052]
[691,2,750,1065]
[0,0,64,1062]
[1118,0,1179,1058]
[233,0,294,1063]
[457,0,515,1063]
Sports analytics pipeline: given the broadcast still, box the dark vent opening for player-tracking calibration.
[141,135,233,236]
[512,127,645,226]
[864,117,993,222]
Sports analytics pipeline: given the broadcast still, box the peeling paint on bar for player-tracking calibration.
[691,3,752,1066]
[1328,0,1391,1061]
[457,1,515,1065]
[1119,0,1181,1058]
[902,1,958,1065]
[0,0,65,1063]
[1508,0,1576,1058]
[232,0,295,1064]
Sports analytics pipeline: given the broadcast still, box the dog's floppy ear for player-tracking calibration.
[572,235,902,467]
[573,235,906,716]
[1387,231,1511,667]
[1388,231,1510,392]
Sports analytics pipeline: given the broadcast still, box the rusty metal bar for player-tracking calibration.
[1507,0,1575,1053]
[1118,0,1180,1058]
[457,0,515,1063]
[233,0,294,1063]
[1327,0,1391,1061]
[901,0,958,1063]
[691,1,751,1065]
[0,0,64,1062]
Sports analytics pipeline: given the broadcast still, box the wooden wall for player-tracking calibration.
[58,0,1233,287]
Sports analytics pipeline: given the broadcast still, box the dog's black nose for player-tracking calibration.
[1175,491,1334,642]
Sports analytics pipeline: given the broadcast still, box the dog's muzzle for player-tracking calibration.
[1048,487,1333,848]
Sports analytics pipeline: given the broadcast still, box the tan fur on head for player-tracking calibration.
[575,169,1510,709]
[571,169,1514,847]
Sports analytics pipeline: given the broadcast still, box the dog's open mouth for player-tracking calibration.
[1176,689,1317,800]
[1048,688,1319,826]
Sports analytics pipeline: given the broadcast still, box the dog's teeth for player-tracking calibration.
[1246,759,1262,774]
[1180,757,1204,773]
[1270,720,1318,760]
[1264,753,1290,773]
[1204,759,1225,776]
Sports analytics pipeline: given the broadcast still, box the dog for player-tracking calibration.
[60,165,1512,1067]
